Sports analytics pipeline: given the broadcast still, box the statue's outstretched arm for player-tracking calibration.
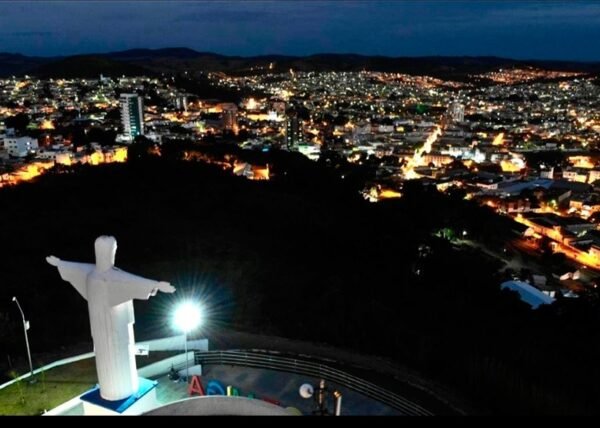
[46,256,95,300]
[107,268,176,306]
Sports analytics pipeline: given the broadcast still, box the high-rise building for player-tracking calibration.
[447,102,465,123]
[120,94,144,140]
[175,95,188,112]
[285,114,302,149]
[221,103,238,134]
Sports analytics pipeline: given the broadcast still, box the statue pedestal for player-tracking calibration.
[80,377,158,415]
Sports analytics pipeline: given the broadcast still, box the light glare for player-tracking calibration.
[173,302,202,333]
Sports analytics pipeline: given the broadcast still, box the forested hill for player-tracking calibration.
[1,150,600,414]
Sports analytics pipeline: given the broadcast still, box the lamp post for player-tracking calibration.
[12,297,34,380]
[173,302,201,383]
[184,330,188,382]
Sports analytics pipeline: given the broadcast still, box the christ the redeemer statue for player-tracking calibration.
[47,236,175,401]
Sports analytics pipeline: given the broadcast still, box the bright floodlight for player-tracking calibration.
[173,302,202,333]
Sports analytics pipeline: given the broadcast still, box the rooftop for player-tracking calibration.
[501,280,556,309]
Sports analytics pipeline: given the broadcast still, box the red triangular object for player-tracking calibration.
[189,375,205,396]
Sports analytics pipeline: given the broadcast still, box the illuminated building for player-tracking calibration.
[269,100,286,116]
[120,94,145,141]
[562,168,588,183]
[221,103,238,134]
[447,102,464,123]
[175,95,188,112]
[423,153,453,168]
[285,114,302,149]
[3,136,38,157]
[233,161,270,180]
[244,97,259,111]
[37,149,73,165]
[297,143,321,161]
[588,169,600,184]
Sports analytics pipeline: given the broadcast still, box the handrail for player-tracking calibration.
[194,349,432,416]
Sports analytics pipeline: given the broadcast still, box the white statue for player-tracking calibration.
[47,236,175,401]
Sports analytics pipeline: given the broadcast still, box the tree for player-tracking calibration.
[548,252,567,267]
[161,139,195,161]
[104,108,121,122]
[86,128,116,146]
[4,113,30,133]
[447,186,467,201]
[539,236,553,260]
[127,136,157,162]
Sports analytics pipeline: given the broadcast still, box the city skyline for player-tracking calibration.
[1,1,600,61]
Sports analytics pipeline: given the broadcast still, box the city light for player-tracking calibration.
[491,133,504,146]
[402,126,442,179]
[39,119,55,130]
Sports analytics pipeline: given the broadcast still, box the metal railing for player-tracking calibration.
[194,349,433,416]
[0,351,95,391]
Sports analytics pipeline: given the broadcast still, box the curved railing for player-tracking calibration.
[194,349,433,416]
[0,352,95,391]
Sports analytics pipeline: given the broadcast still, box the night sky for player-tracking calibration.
[1,1,599,61]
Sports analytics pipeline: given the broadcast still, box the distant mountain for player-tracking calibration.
[31,55,152,79]
[1,48,600,80]
[103,47,218,60]
[0,53,55,77]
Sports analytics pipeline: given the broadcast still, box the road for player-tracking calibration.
[459,238,544,275]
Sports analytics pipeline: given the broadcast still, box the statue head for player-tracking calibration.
[95,236,117,272]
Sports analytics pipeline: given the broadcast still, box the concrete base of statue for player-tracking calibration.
[80,377,159,415]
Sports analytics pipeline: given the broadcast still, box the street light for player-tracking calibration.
[12,296,34,381]
[173,302,202,383]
